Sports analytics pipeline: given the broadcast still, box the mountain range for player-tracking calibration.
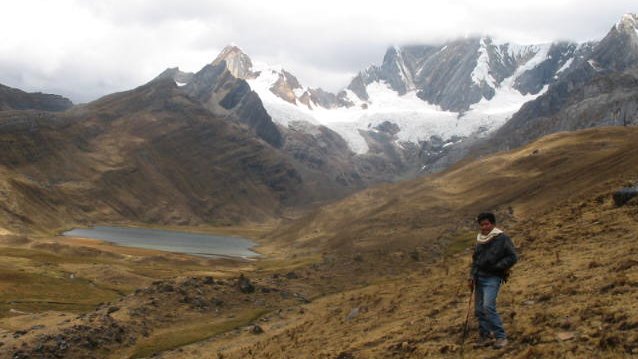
[1,12,638,359]
[0,13,637,232]
[161,13,637,173]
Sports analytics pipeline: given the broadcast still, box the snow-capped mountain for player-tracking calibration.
[483,12,638,153]
[160,13,637,177]
[206,38,592,156]
[351,39,595,112]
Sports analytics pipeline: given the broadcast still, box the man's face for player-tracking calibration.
[479,219,495,235]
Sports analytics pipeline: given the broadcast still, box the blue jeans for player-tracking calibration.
[474,274,506,339]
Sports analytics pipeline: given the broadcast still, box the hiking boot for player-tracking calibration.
[473,336,492,348]
[493,338,508,349]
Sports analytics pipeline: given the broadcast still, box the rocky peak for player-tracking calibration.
[182,60,284,148]
[380,46,415,94]
[347,66,379,101]
[212,45,257,79]
[153,67,194,85]
[345,36,597,112]
[589,13,638,72]
[482,14,638,155]
[269,69,302,104]
[298,88,353,109]
[615,13,638,33]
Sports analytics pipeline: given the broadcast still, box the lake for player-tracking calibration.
[62,226,260,259]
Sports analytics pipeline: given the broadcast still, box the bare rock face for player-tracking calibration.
[593,13,638,72]
[513,41,596,95]
[184,61,283,148]
[212,45,258,79]
[270,70,301,104]
[348,37,593,112]
[0,83,73,112]
[302,88,354,109]
[480,13,638,153]
[153,67,194,85]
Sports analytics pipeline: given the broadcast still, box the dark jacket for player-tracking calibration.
[470,233,517,278]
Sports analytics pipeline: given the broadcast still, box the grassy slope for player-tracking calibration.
[269,127,638,254]
[0,233,254,319]
[0,80,303,235]
[153,126,638,358]
[0,126,637,358]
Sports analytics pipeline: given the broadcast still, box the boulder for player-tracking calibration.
[250,325,264,334]
[237,274,255,294]
[285,272,299,279]
[106,306,119,315]
[613,186,638,206]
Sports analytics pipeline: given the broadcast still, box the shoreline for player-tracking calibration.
[57,224,266,262]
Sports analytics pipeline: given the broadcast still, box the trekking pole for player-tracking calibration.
[459,282,474,358]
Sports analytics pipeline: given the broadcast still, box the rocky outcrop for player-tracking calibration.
[347,37,589,112]
[300,88,354,109]
[152,67,194,84]
[413,38,487,111]
[280,121,365,195]
[591,13,638,72]
[270,70,302,104]
[183,61,283,148]
[0,83,73,112]
[513,42,595,95]
[613,185,638,207]
[212,45,258,79]
[481,13,638,153]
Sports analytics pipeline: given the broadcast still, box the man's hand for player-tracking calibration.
[468,278,474,291]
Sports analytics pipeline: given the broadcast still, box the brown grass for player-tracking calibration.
[1,126,638,358]
[156,191,638,358]
[151,126,638,358]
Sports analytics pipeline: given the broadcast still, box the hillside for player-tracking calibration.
[2,126,637,358]
[157,126,638,358]
[269,126,638,254]
[0,78,305,233]
[157,186,638,358]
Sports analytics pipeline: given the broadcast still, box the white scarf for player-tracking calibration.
[476,228,503,244]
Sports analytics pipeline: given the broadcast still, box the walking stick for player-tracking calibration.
[459,282,474,358]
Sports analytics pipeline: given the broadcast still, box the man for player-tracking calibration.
[468,212,517,349]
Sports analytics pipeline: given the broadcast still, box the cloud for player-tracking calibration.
[0,0,635,102]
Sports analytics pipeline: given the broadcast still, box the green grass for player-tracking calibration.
[130,309,269,358]
[0,246,135,317]
[0,269,119,317]
[0,246,102,265]
[255,254,322,273]
[443,230,475,256]
[0,242,249,320]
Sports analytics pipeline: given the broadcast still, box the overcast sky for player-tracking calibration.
[0,0,635,103]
